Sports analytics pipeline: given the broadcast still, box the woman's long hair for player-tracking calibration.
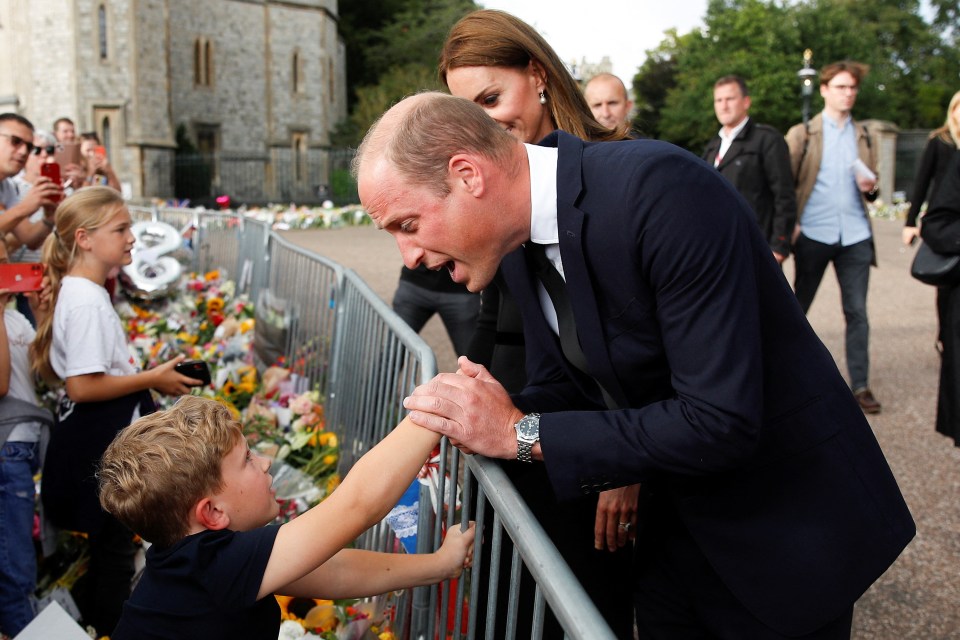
[30,187,126,382]
[932,90,960,147]
[439,9,628,142]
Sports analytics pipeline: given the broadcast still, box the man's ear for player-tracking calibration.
[449,153,485,198]
[194,497,230,531]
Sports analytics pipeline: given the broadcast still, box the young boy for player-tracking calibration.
[98,396,474,639]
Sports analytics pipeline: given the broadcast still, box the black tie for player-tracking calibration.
[525,243,590,373]
[525,244,620,409]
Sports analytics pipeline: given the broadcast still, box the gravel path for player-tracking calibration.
[282,217,960,639]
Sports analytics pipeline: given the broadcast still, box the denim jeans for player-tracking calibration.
[0,441,40,636]
[793,235,873,391]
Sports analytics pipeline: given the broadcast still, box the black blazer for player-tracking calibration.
[502,131,915,636]
[702,119,797,257]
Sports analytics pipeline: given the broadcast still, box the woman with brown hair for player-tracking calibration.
[439,9,634,638]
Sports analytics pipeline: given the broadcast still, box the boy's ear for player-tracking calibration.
[194,497,230,531]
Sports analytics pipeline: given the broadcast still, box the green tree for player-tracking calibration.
[334,0,478,146]
[635,0,960,152]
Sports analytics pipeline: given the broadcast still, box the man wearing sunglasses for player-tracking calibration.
[0,114,61,249]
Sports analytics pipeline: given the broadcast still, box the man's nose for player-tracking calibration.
[396,236,424,269]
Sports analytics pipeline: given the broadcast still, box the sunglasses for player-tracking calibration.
[0,132,35,154]
[31,145,56,156]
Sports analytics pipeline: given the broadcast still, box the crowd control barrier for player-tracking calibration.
[128,205,616,639]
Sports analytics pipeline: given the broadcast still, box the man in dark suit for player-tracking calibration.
[354,92,915,639]
[702,75,797,264]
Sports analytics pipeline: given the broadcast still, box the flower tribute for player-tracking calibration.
[114,270,400,638]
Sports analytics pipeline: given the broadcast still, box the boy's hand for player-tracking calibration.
[437,521,476,579]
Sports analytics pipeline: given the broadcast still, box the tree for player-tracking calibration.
[334,0,478,146]
[633,0,960,152]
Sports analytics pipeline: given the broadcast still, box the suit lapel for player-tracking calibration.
[554,134,629,406]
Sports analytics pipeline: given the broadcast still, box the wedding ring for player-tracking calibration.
[618,522,632,531]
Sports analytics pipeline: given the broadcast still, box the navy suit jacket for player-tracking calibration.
[501,131,915,635]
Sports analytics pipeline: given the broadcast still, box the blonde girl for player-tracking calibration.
[31,186,198,635]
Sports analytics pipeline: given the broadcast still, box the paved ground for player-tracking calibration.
[282,217,960,639]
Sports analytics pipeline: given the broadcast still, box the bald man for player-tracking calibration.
[584,73,633,130]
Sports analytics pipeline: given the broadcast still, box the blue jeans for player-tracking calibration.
[0,441,39,636]
[793,235,873,391]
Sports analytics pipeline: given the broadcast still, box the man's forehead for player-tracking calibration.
[0,121,31,137]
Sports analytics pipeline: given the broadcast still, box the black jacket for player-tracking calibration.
[703,119,797,257]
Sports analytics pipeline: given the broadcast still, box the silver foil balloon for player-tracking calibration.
[119,221,185,300]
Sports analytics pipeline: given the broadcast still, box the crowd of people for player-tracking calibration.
[0,113,476,639]
[0,6,958,640]
[359,8,958,640]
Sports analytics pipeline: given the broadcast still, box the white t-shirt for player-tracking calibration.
[0,177,20,209]
[4,305,41,442]
[51,276,139,380]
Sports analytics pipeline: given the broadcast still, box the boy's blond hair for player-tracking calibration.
[99,396,244,547]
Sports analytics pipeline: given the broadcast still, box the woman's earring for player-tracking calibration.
[539,90,547,105]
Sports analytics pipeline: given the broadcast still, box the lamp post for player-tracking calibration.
[797,49,817,127]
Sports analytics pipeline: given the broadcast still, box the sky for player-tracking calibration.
[479,0,709,82]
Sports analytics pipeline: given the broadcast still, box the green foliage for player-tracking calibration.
[332,0,479,146]
[633,0,960,152]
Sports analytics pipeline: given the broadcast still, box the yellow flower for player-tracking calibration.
[379,632,397,640]
[239,318,255,333]
[215,398,241,420]
[176,331,199,345]
[325,474,341,494]
[322,454,338,467]
[204,270,220,281]
[206,297,225,313]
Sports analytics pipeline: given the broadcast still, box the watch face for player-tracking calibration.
[516,416,539,439]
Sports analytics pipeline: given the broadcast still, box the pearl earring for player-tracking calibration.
[539,90,547,105]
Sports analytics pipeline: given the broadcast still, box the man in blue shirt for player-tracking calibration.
[786,61,882,414]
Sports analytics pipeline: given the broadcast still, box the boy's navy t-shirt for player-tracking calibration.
[112,525,282,639]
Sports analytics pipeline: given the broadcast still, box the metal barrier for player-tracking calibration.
[127,205,617,640]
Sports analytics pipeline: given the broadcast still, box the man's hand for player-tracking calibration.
[855,174,877,195]
[19,177,61,213]
[403,356,524,459]
[594,484,640,552]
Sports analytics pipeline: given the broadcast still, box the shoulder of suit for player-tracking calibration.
[751,122,785,137]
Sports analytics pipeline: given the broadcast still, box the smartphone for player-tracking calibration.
[174,360,211,386]
[0,263,45,293]
[40,162,61,184]
[39,163,63,202]
[93,145,106,159]
[53,142,82,167]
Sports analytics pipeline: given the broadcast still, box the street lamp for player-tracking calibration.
[797,49,817,127]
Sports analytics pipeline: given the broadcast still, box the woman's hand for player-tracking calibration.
[902,226,920,247]
[594,484,640,552]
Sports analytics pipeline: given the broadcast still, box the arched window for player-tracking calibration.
[98,4,108,60]
[194,38,214,87]
[292,51,302,94]
[194,39,203,85]
[204,40,214,86]
[101,116,112,155]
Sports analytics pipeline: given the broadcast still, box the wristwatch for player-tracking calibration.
[514,413,540,463]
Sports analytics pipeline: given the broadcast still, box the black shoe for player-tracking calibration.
[854,388,881,414]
